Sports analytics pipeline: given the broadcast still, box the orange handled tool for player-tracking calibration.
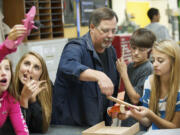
[107,96,140,111]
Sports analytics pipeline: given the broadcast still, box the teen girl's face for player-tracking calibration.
[0,59,11,94]
[152,49,171,76]
[18,54,42,85]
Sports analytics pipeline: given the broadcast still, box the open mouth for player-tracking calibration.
[23,74,33,80]
[0,78,7,83]
[104,39,112,44]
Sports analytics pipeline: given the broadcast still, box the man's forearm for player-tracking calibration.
[79,69,100,82]
[79,69,114,96]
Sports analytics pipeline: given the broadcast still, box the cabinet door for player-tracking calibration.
[51,0,64,38]
[3,0,64,41]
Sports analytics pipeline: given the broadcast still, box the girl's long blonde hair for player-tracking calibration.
[14,52,52,133]
[149,40,180,121]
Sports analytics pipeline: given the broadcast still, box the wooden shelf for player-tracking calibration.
[3,0,64,41]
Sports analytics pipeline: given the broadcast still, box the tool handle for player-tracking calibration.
[107,96,140,111]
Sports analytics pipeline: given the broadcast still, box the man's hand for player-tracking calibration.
[79,69,114,96]
[96,71,114,96]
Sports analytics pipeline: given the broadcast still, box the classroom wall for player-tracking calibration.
[0,0,173,38]
[112,0,126,26]
[112,0,170,28]
[112,0,174,38]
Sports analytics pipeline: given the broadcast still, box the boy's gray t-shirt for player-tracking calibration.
[121,61,153,127]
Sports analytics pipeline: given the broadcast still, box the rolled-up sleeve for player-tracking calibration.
[59,44,89,80]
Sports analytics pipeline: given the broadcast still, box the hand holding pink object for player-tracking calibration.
[0,6,37,63]
[4,25,27,49]
[5,6,37,50]
[14,6,37,46]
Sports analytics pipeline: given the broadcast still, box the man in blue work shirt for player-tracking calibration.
[51,7,119,127]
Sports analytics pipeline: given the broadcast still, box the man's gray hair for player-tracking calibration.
[89,7,118,28]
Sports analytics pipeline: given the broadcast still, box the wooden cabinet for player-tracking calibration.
[3,0,64,41]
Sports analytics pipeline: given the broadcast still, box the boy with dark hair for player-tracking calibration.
[146,8,170,41]
[116,28,156,127]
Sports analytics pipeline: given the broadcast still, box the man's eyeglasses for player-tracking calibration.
[96,27,117,35]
